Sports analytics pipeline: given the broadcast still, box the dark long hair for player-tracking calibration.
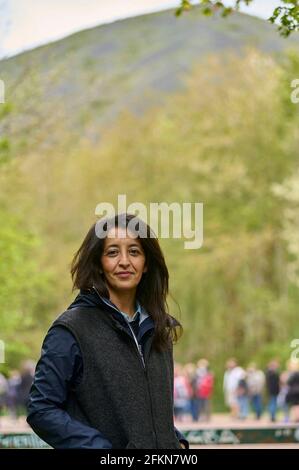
[70,213,183,351]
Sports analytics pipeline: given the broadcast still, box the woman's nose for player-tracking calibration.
[119,254,130,266]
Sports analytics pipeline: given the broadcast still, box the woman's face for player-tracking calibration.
[100,227,147,294]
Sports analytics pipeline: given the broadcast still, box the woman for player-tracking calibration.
[27,213,189,449]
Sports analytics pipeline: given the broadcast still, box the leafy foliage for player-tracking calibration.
[0,206,55,369]
[2,49,297,374]
[0,12,298,403]
[177,1,299,36]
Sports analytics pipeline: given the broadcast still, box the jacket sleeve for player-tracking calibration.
[174,426,189,449]
[27,326,112,449]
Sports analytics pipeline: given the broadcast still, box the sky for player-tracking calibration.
[0,0,281,60]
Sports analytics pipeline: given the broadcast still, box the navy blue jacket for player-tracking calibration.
[27,289,189,449]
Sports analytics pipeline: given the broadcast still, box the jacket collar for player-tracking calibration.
[67,287,154,337]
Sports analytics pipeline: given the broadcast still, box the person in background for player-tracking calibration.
[0,372,8,424]
[18,360,35,415]
[265,360,280,422]
[196,359,214,422]
[236,372,249,420]
[174,363,192,423]
[6,369,21,420]
[285,360,299,423]
[247,363,265,420]
[278,365,290,423]
[223,358,245,419]
[183,363,198,422]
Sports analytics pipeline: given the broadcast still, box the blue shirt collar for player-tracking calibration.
[92,287,149,325]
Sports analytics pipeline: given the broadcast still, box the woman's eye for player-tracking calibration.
[106,249,141,256]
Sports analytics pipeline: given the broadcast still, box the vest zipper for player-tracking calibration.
[126,320,146,369]
[118,322,158,448]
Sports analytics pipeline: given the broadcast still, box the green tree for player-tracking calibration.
[0,207,55,369]
[177,0,299,36]
[1,49,298,406]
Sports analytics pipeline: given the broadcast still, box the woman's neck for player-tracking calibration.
[108,289,136,318]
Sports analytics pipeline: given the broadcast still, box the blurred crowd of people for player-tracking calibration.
[1,356,299,425]
[174,357,299,423]
[0,360,35,421]
[174,359,214,423]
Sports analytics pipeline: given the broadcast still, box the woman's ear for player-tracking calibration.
[143,265,148,273]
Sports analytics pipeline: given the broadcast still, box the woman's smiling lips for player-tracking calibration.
[115,271,133,278]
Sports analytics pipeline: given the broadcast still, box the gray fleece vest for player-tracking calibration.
[52,307,181,449]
